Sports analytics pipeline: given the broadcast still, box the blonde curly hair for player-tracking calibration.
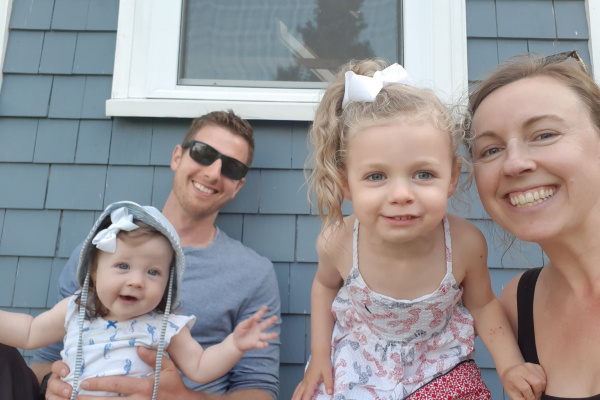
[307,58,462,232]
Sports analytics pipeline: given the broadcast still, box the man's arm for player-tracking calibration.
[199,389,272,400]
[48,348,274,400]
[226,263,281,399]
[47,284,280,400]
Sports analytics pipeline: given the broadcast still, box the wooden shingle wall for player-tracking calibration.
[0,0,590,399]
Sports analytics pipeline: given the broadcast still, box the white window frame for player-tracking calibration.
[0,0,13,92]
[587,0,600,80]
[106,0,468,121]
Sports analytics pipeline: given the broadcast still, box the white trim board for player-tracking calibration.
[106,0,468,120]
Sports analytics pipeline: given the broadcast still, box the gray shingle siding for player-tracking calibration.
[467,0,590,81]
[0,1,589,398]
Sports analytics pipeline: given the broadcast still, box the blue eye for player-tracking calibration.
[535,132,555,140]
[367,173,384,181]
[117,263,129,270]
[415,171,433,180]
[148,269,159,276]
[481,147,502,158]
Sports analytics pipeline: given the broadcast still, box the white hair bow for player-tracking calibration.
[341,63,414,109]
[92,207,139,253]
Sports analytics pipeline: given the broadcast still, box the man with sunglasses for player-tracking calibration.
[33,110,281,400]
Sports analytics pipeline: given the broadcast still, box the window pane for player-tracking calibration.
[179,0,401,88]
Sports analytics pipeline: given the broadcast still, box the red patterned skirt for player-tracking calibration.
[407,361,491,400]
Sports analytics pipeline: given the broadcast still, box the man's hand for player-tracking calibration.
[75,347,195,400]
[43,347,196,400]
[42,347,273,400]
[45,360,72,400]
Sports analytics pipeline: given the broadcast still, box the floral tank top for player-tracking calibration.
[311,216,476,399]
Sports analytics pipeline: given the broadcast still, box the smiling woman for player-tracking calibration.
[466,52,600,399]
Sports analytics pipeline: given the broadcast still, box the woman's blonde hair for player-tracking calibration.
[307,58,462,232]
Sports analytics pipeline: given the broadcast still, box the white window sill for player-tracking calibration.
[106,98,317,121]
[105,0,468,121]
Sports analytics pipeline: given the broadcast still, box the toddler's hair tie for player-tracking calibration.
[91,207,139,253]
[342,63,414,109]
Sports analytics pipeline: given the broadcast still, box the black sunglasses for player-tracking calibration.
[542,50,589,74]
[181,141,249,180]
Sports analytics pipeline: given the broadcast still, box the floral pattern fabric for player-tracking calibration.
[310,216,489,399]
[407,361,490,400]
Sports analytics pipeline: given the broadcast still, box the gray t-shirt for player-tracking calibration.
[34,227,281,399]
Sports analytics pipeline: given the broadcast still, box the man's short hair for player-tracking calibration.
[183,110,255,166]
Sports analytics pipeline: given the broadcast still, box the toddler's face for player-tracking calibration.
[93,234,172,321]
[343,118,459,244]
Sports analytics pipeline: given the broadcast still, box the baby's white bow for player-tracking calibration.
[92,207,139,253]
[341,63,414,109]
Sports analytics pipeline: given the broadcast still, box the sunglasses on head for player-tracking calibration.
[542,50,589,74]
[182,140,249,180]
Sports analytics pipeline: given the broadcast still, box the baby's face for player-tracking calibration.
[93,234,172,321]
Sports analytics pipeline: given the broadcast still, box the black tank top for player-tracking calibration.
[517,267,600,400]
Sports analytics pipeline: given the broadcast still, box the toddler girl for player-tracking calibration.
[0,201,277,399]
[292,60,545,400]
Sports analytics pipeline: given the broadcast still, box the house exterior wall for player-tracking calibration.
[0,0,589,398]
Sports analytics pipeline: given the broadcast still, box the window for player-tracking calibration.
[107,0,468,120]
[179,0,401,89]
[589,0,600,77]
[0,0,12,91]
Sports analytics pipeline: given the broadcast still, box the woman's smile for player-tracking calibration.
[472,76,600,243]
[507,186,555,207]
